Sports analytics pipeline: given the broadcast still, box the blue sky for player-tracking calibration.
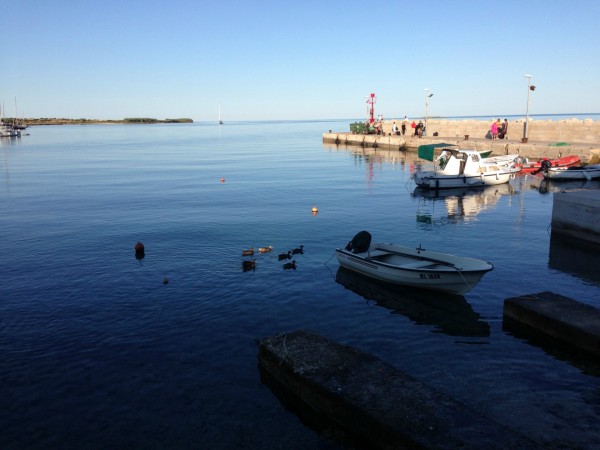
[2,0,599,121]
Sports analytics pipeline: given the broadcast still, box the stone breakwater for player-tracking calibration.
[324,118,600,162]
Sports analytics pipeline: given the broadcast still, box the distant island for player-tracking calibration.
[9,118,194,126]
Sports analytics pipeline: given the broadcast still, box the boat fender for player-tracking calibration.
[463,176,467,184]
[496,173,499,180]
[480,174,485,184]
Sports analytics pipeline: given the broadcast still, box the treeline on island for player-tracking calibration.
[10,118,194,126]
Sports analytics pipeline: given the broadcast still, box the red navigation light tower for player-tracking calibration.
[366,93,376,124]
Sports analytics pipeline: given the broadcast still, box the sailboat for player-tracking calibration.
[218,105,223,125]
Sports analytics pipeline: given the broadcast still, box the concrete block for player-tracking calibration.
[503,292,600,358]
[258,330,537,450]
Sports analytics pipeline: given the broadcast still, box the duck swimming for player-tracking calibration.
[278,251,292,260]
[291,245,304,255]
[283,260,296,270]
[242,247,254,256]
[242,259,256,271]
[258,245,273,253]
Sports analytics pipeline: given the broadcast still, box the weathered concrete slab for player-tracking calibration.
[258,330,537,450]
[551,189,600,247]
[504,292,600,358]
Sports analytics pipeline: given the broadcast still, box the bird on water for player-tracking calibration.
[278,251,292,260]
[283,260,296,270]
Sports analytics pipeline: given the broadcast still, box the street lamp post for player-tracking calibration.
[424,88,433,136]
[523,74,535,143]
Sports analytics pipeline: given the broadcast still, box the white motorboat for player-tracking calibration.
[336,231,493,295]
[414,144,519,189]
[542,164,600,180]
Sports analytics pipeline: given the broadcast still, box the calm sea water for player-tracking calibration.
[1,122,600,449]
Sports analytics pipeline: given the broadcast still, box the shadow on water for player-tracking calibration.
[259,366,353,450]
[502,317,600,377]
[335,267,490,339]
[549,234,600,285]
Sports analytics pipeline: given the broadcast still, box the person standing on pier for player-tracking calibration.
[490,121,498,140]
[502,119,509,139]
[402,116,408,135]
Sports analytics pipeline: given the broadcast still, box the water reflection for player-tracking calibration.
[549,234,600,285]
[335,267,490,338]
[503,315,600,377]
[520,173,600,193]
[412,183,518,225]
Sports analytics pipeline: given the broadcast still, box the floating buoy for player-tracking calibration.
[134,241,145,260]
[311,206,318,213]
[220,178,225,183]
[163,277,169,285]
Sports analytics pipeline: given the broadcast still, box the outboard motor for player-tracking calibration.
[345,230,372,253]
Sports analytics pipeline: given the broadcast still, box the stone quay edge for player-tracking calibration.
[258,329,538,450]
[503,291,600,358]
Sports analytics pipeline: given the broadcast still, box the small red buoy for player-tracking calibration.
[220,178,225,183]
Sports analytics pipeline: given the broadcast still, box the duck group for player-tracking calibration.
[240,244,304,272]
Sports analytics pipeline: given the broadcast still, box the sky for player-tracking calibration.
[2,0,599,121]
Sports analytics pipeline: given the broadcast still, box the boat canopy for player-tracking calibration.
[417,143,457,161]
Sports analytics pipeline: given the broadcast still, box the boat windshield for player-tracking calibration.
[438,150,451,169]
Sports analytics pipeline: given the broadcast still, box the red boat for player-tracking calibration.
[516,155,581,173]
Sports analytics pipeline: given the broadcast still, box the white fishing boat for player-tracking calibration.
[336,231,493,295]
[414,144,519,189]
[542,164,600,180]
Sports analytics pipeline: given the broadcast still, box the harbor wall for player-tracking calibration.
[551,190,600,246]
[384,118,600,144]
[323,118,600,162]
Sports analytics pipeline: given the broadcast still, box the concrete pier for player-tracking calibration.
[503,292,600,358]
[323,132,598,162]
[323,118,600,162]
[258,330,537,449]
[551,189,600,246]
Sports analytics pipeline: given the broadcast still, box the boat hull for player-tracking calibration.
[543,165,600,180]
[413,171,514,189]
[519,155,580,173]
[336,243,493,295]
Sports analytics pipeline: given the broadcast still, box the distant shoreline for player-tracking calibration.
[12,118,194,126]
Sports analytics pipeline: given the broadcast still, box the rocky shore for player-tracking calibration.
[14,117,193,126]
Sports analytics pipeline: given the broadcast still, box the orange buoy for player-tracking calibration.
[220,178,225,183]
